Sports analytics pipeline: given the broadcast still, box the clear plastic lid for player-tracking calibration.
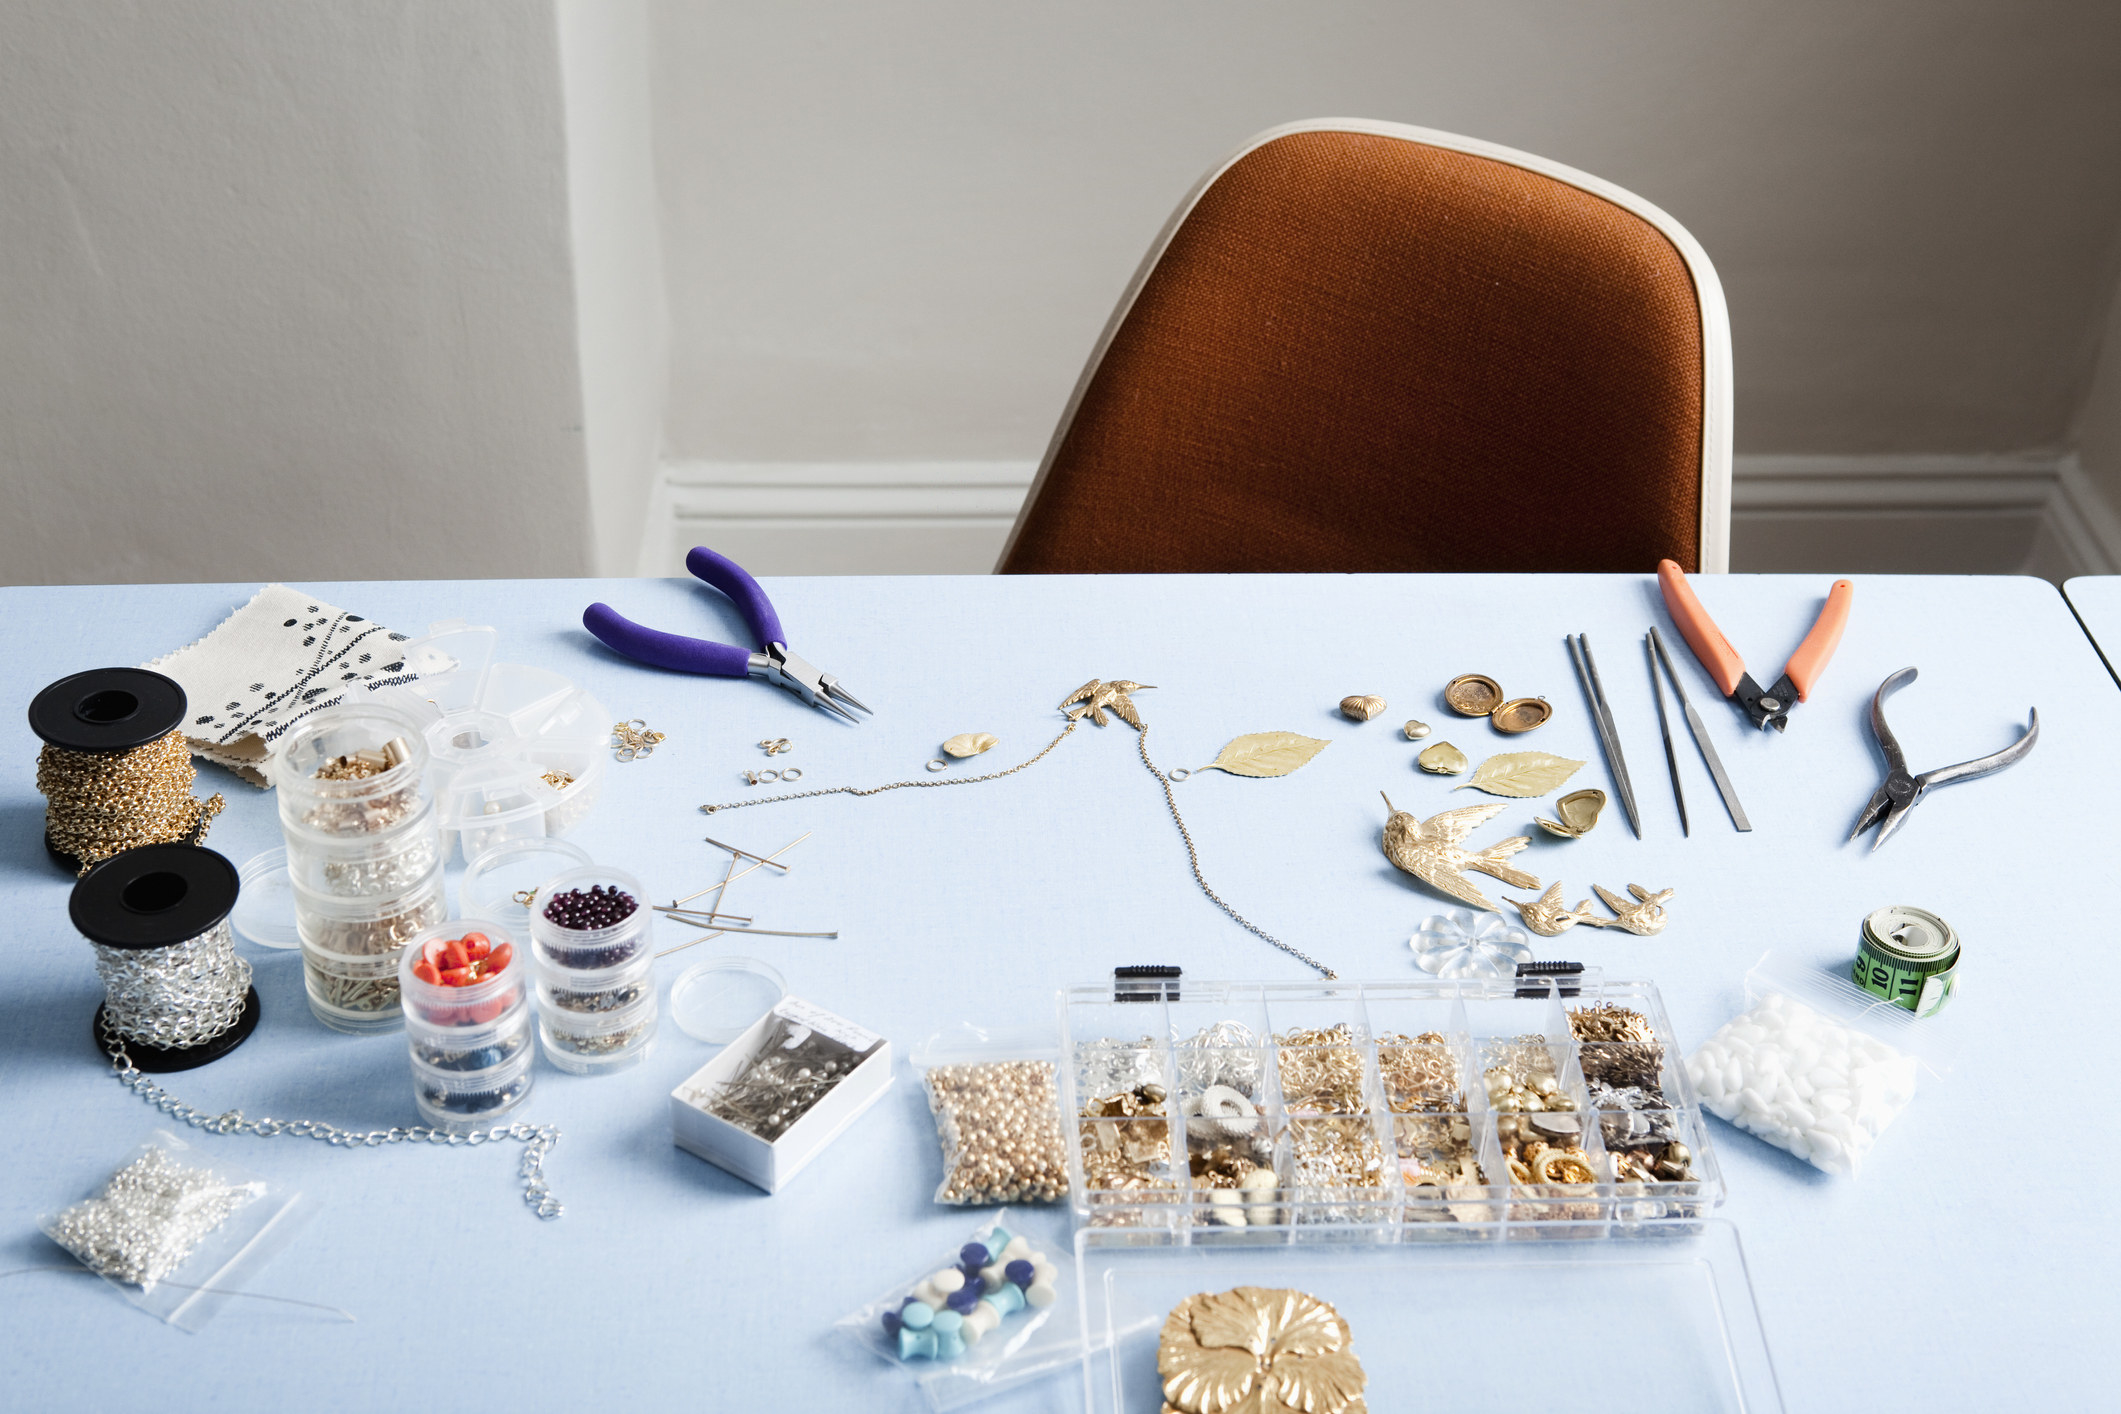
[460,837,594,928]
[668,956,786,1044]
[231,848,300,950]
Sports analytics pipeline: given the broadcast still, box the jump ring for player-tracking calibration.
[761,768,780,782]
[1166,767,1192,782]
[780,766,802,781]
[926,759,947,772]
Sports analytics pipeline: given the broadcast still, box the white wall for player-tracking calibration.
[649,0,2121,470]
[0,1,594,585]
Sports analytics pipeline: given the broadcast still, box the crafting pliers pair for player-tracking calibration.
[1848,667,2038,850]
[583,547,872,722]
[1656,560,1854,732]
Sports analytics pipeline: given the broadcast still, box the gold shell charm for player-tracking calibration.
[1403,720,1430,739]
[941,732,999,758]
[1535,788,1606,838]
[1159,1287,1369,1414]
[1491,697,1553,734]
[1443,674,1504,716]
[1416,741,1467,775]
[1339,695,1387,722]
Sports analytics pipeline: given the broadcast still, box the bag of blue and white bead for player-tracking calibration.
[835,1210,1087,1410]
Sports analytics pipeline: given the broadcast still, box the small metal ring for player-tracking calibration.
[760,768,780,782]
[926,759,947,772]
[1166,767,1192,782]
[780,766,802,781]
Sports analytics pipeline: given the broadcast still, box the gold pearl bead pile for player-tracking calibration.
[924,1060,1068,1204]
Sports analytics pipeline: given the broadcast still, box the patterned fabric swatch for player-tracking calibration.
[144,584,420,787]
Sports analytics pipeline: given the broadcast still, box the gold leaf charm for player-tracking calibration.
[1454,750,1585,798]
[941,732,998,758]
[1159,1287,1367,1414]
[1201,732,1330,778]
[1339,695,1386,722]
[1379,795,1539,914]
[1416,741,1467,774]
[1534,788,1606,838]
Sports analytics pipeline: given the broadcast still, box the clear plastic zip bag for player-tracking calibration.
[913,1026,1070,1206]
[1684,952,1958,1177]
[835,1210,1084,1411]
[39,1130,310,1331]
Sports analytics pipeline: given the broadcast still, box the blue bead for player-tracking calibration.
[986,1283,1025,1316]
[935,1331,965,1360]
[946,1284,982,1314]
[1006,1259,1036,1287]
[899,1327,938,1360]
[985,1226,1012,1253]
[901,1301,934,1330]
[960,1242,991,1268]
[931,1308,965,1335]
[882,1310,902,1336]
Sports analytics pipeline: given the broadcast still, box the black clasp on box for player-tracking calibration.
[1114,965,1180,1003]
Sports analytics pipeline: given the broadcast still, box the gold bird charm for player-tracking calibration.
[1061,678,1153,728]
[1511,881,1597,937]
[1591,883,1674,936]
[1379,794,1540,914]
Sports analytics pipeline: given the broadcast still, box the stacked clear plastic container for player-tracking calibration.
[398,919,535,1129]
[529,866,658,1073]
[277,705,447,1033]
[1057,974,1722,1240]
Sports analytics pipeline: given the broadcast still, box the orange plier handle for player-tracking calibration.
[1656,560,1853,732]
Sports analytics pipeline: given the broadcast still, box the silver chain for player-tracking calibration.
[699,721,1080,812]
[697,711,1339,980]
[99,1017,563,1219]
[1134,725,1337,980]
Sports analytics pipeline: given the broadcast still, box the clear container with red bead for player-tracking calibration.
[529,867,657,1073]
[399,920,535,1129]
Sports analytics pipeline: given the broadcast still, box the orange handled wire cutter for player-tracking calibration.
[1656,560,1854,733]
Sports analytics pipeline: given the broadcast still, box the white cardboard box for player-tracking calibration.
[670,997,893,1193]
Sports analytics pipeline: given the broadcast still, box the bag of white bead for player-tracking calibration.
[914,1028,1071,1207]
[1684,951,1953,1177]
[38,1130,308,1332]
[834,1211,1095,1412]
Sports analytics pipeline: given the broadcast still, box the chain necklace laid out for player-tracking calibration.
[98,1016,564,1219]
[700,679,1339,979]
[93,921,252,1051]
[36,730,225,874]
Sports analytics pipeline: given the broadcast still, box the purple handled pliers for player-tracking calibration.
[583,546,873,723]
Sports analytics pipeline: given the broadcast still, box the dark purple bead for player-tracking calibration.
[882,1310,901,1335]
[960,1242,990,1269]
[946,1284,981,1314]
[1005,1259,1035,1288]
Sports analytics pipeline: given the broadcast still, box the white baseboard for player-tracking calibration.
[639,454,2121,580]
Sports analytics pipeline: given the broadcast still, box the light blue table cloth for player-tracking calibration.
[2065,576,2121,686]
[1,573,2107,1410]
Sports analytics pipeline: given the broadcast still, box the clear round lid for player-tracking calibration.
[669,956,786,1044]
[377,621,610,860]
[231,848,301,949]
[460,836,596,928]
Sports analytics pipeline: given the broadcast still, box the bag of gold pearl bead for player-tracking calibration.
[913,1028,1072,1207]
[1056,975,1725,1239]
[37,1130,311,1331]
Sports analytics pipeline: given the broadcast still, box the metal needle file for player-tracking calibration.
[1568,633,1641,838]
[1647,635,1689,836]
[1649,626,1752,832]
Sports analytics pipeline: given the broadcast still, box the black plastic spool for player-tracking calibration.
[28,667,192,873]
[70,843,259,1072]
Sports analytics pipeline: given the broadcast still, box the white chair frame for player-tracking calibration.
[997,118,1734,573]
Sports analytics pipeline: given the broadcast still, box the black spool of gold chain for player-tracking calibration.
[28,667,224,875]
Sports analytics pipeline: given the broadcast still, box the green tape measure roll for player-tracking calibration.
[1854,906,1958,1018]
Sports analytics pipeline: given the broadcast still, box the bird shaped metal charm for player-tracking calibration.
[1062,678,1153,728]
[1591,883,1674,936]
[1512,882,1599,937]
[1379,794,1540,913]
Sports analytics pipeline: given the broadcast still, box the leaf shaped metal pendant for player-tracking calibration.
[1454,750,1585,798]
[1160,1287,1368,1414]
[1201,732,1329,778]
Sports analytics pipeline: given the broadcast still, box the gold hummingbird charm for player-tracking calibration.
[1378,794,1540,914]
[1591,883,1675,936]
[1511,881,1599,937]
[1061,678,1153,728]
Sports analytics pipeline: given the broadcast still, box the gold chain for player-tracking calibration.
[36,730,224,874]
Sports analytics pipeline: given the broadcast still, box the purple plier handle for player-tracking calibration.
[580,545,787,677]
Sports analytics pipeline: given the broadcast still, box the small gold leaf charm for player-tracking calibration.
[941,732,999,758]
[1416,741,1467,774]
[1534,788,1606,838]
[1201,731,1330,778]
[1454,750,1585,798]
[1339,695,1386,722]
